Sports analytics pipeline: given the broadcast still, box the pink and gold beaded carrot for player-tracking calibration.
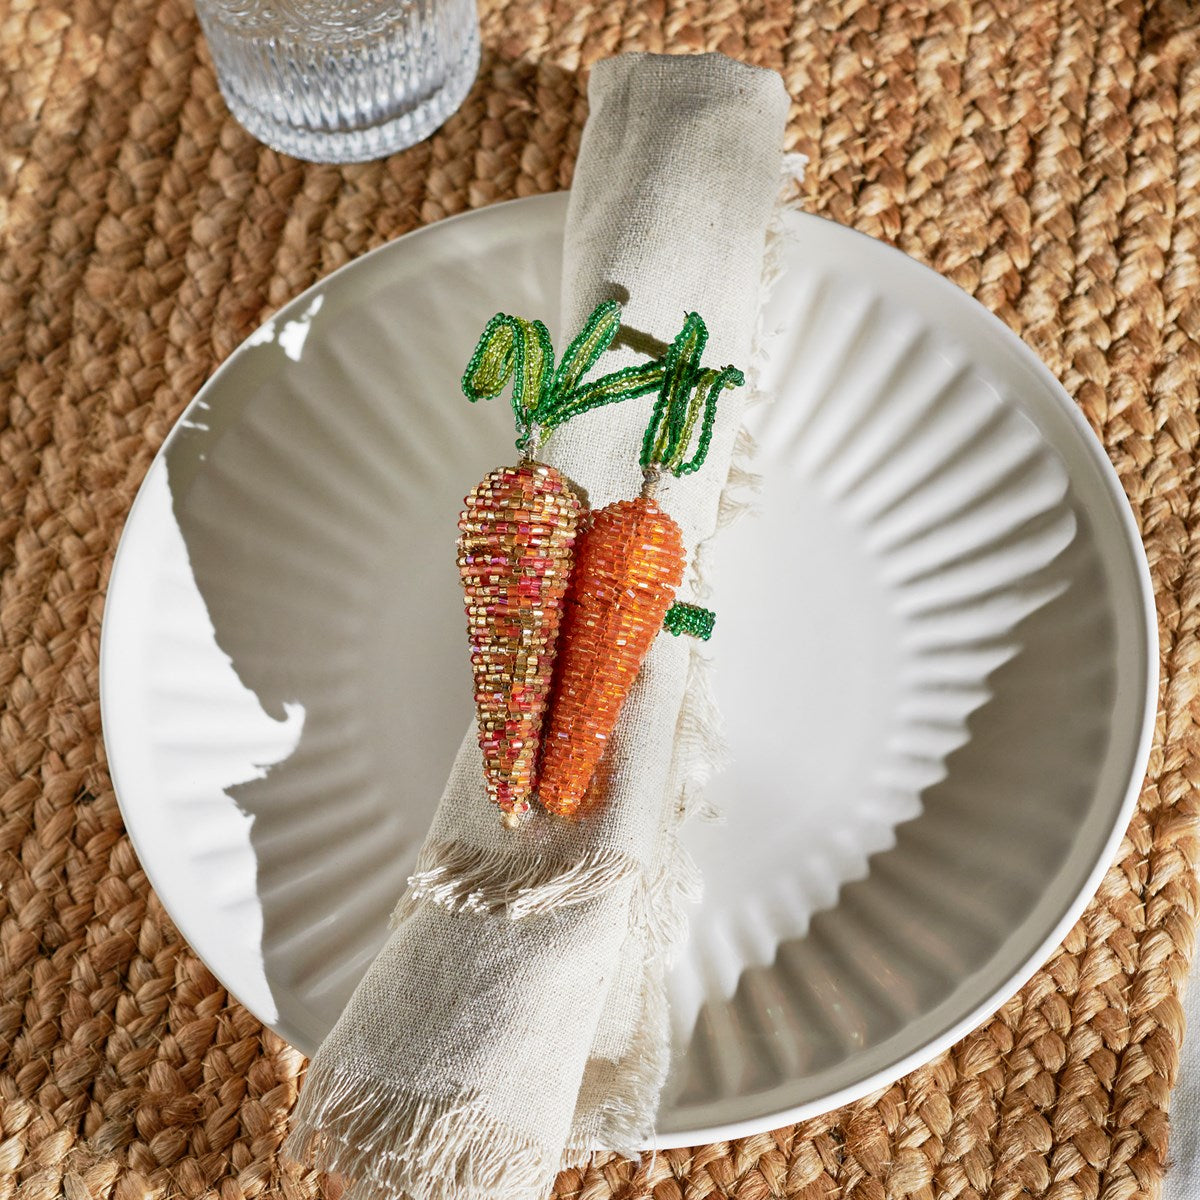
[537,313,744,819]
[458,302,666,825]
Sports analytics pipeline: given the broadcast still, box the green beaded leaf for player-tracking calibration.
[544,359,666,434]
[550,300,623,403]
[463,302,744,461]
[641,313,705,470]
[674,365,745,476]
[641,313,745,477]
[463,301,672,453]
[461,313,555,449]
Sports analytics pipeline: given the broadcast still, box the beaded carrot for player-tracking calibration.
[537,313,745,819]
[458,301,666,825]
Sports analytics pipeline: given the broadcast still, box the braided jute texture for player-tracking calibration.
[1,0,1199,1197]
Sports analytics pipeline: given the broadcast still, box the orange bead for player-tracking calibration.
[537,496,686,818]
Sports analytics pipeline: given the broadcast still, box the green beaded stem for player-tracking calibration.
[640,312,745,478]
[663,601,716,641]
[462,301,666,454]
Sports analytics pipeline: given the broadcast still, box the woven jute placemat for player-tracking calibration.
[2,0,1199,1197]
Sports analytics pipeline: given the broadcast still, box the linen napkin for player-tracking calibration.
[286,52,790,1200]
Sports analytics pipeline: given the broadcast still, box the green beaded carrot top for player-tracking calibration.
[641,311,745,477]
[462,301,744,479]
[462,300,668,454]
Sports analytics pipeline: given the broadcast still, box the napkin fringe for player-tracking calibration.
[597,982,670,1156]
[566,966,672,1160]
[673,636,733,824]
[714,428,763,532]
[285,1060,554,1200]
[394,839,638,922]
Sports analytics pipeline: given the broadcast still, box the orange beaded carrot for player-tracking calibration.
[538,314,745,819]
[458,302,667,824]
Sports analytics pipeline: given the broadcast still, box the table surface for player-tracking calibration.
[2,1,1198,1198]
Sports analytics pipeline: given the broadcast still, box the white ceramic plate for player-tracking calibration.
[100,193,1156,1146]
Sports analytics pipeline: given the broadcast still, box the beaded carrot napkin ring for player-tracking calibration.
[457,301,665,824]
[458,304,741,825]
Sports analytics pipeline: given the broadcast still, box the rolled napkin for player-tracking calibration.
[285,52,790,1200]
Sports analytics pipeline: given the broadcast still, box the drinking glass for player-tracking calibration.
[195,0,480,163]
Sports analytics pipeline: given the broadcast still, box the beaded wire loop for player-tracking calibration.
[663,601,716,641]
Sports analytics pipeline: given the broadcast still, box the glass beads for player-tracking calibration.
[457,460,580,817]
[537,497,686,819]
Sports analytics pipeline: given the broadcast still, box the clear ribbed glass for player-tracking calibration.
[195,0,480,163]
